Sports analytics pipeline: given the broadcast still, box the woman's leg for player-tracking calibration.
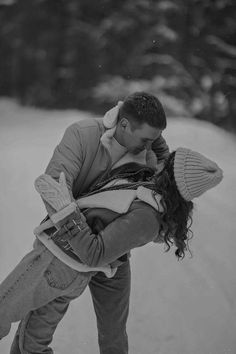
[0,239,92,353]
[89,261,131,354]
[10,271,92,354]
[10,296,70,354]
[0,240,53,338]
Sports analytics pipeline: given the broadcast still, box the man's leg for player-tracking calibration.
[89,261,131,354]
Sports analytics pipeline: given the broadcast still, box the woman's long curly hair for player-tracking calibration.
[87,152,194,259]
[152,152,194,259]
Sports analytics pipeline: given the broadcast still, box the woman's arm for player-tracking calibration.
[54,202,160,267]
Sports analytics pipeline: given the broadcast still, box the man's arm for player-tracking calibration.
[41,123,84,214]
[53,202,160,267]
[46,123,83,191]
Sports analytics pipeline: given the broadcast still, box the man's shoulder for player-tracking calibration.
[71,117,104,130]
[64,118,105,142]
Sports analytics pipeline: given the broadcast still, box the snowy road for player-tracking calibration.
[0,99,236,354]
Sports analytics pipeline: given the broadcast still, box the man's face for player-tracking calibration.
[120,119,162,154]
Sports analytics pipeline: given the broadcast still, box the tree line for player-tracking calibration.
[0,0,235,131]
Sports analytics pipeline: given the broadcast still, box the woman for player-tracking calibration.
[0,147,223,353]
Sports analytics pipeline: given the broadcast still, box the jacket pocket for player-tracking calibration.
[44,257,79,290]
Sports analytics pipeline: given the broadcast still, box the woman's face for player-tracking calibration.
[155,161,165,174]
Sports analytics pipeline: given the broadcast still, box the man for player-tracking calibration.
[11,91,169,354]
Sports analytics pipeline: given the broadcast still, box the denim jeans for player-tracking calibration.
[0,240,131,354]
[89,261,130,354]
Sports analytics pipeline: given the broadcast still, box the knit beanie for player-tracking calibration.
[174,147,223,201]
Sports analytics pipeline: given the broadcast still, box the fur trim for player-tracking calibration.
[77,187,164,213]
[136,186,163,212]
[103,101,123,128]
[78,190,137,213]
[50,202,77,224]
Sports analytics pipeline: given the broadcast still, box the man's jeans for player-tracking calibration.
[0,240,130,354]
[89,261,130,354]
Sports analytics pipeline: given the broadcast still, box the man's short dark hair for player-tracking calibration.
[119,91,167,130]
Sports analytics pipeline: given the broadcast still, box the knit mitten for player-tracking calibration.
[35,172,78,226]
[35,172,71,211]
[34,172,116,278]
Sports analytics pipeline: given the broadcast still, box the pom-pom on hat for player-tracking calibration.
[174,147,223,201]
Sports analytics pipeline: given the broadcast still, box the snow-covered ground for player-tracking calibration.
[0,98,236,354]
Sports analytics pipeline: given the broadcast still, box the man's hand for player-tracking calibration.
[35,172,71,211]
